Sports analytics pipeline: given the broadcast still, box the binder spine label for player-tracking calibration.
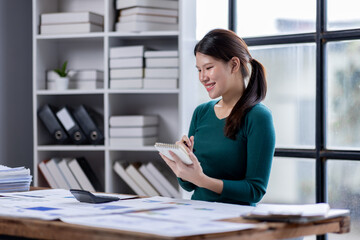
[56,108,75,130]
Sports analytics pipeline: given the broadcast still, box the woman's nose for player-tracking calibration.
[199,71,208,82]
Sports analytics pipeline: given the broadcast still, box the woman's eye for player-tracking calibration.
[206,66,213,70]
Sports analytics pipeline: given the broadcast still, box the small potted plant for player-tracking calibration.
[54,61,69,90]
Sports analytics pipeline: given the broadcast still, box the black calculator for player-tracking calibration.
[70,189,120,204]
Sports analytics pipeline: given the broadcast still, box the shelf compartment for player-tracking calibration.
[35,38,104,91]
[108,94,179,144]
[36,94,104,146]
[36,150,105,190]
[109,151,170,194]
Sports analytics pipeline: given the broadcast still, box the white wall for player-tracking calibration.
[0,1,33,170]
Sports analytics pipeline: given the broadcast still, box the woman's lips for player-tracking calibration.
[205,82,215,92]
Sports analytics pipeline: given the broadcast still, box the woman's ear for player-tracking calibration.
[230,57,240,73]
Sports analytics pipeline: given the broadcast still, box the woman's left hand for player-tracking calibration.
[160,150,205,186]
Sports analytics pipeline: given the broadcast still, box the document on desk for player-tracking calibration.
[242,203,341,223]
[61,214,256,237]
[61,196,257,237]
[124,196,254,221]
[0,189,171,220]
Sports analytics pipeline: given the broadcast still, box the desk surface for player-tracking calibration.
[0,213,350,240]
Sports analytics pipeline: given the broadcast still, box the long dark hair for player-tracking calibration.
[194,29,267,140]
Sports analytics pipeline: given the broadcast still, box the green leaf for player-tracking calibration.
[53,61,68,77]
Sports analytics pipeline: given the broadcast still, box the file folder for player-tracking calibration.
[56,106,87,144]
[72,105,104,145]
[38,104,69,144]
[68,157,103,192]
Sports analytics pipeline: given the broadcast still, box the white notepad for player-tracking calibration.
[154,143,193,165]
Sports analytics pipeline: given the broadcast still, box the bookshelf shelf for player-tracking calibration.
[37,145,106,151]
[107,31,179,38]
[33,0,197,195]
[108,146,157,152]
[107,89,179,94]
[37,90,105,95]
[36,33,105,40]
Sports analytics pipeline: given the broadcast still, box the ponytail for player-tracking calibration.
[224,58,267,140]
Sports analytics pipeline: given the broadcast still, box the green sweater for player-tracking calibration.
[178,100,275,206]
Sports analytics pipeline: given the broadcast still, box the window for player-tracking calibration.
[236,0,316,37]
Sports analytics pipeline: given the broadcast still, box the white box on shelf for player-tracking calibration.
[110,58,144,69]
[116,0,179,10]
[115,21,178,32]
[40,23,103,35]
[109,126,157,137]
[109,45,145,59]
[110,79,143,89]
[144,50,178,58]
[145,57,178,68]
[118,14,177,24]
[119,6,178,17]
[143,78,177,89]
[110,68,144,79]
[110,136,157,147]
[144,68,178,78]
[41,12,104,25]
[47,80,104,90]
[109,115,158,127]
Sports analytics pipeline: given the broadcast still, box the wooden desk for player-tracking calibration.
[0,213,350,240]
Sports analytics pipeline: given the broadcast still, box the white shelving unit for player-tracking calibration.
[32,0,198,194]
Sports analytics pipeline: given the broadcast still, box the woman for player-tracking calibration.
[160,29,276,206]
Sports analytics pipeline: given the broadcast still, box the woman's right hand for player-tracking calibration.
[176,135,194,153]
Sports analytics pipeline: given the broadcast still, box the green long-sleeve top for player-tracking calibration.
[178,100,275,206]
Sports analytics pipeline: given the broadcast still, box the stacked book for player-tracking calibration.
[109,45,145,89]
[0,165,32,193]
[40,12,103,35]
[113,161,180,197]
[115,0,178,32]
[144,50,178,89]
[109,115,158,147]
[38,157,102,192]
[47,70,104,90]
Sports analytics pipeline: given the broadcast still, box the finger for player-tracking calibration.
[169,150,187,166]
[182,135,192,148]
[159,153,176,168]
[188,151,200,165]
[189,136,194,151]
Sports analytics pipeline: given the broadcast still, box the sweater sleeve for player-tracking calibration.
[221,106,275,204]
[176,105,200,192]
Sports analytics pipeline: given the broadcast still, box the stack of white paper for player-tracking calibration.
[0,165,32,193]
[244,203,332,222]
